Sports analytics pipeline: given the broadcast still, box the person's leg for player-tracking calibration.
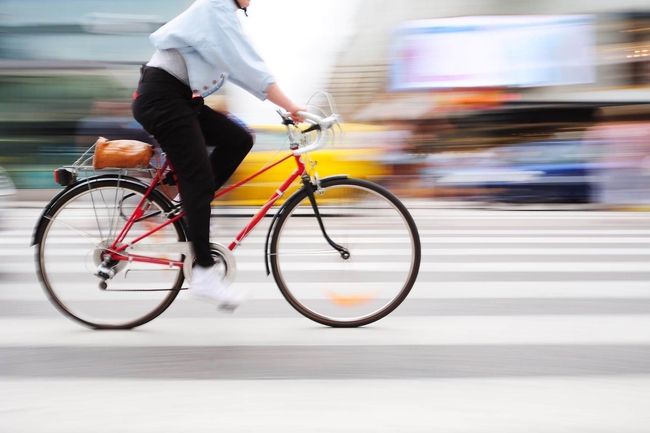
[132,68,215,267]
[197,106,255,191]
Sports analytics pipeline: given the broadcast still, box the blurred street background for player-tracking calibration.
[1,0,650,431]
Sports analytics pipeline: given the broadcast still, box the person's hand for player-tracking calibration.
[265,84,306,123]
[287,103,308,123]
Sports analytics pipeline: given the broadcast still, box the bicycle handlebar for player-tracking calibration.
[278,110,341,156]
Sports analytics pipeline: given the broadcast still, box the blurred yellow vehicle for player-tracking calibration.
[216,123,392,206]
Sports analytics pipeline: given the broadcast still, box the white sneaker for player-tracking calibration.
[189,264,245,310]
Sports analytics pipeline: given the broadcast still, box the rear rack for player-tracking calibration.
[54,142,159,186]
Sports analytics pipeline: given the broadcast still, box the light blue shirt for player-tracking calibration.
[149,0,275,100]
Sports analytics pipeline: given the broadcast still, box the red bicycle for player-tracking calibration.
[32,110,421,329]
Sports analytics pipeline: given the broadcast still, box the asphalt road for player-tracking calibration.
[1,202,649,432]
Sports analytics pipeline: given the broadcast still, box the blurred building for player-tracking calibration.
[328,0,650,121]
[0,0,193,187]
[324,0,650,204]
[1,0,649,205]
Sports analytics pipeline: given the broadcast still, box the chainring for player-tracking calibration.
[183,242,236,286]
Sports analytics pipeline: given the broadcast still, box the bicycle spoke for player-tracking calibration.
[106,177,122,241]
[43,215,102,248]
[88,178,104,239]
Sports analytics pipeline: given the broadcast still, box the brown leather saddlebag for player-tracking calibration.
[92,137,154,170]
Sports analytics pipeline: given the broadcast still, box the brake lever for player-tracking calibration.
[277,109,295,126]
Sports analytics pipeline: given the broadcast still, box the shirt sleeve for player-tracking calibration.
[201,1,276,100]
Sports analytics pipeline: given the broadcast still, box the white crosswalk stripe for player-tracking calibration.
[2,315,650,347]
[1,205,649,432]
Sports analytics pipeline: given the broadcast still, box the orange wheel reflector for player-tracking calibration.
[326,290,377,307]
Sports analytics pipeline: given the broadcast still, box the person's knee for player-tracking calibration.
[229,130,254,163]
[243,131,255,153]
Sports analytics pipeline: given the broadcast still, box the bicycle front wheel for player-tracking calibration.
[34,177,187,329]
[270,177,421,327]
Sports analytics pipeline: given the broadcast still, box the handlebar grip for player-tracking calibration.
[277,110,339,155]
[280,110,336,127]
[296,111,321,124]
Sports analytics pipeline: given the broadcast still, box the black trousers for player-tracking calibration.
[132,66,254,267]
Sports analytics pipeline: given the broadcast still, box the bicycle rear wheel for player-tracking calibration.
[34,177,186,329]
[270,177,421,327]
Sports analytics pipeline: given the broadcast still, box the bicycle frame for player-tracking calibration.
[106,151,307,268]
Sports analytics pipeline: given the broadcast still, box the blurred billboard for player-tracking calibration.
[389,15,596,90]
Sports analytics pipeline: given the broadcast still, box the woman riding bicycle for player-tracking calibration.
[132,0,305,309]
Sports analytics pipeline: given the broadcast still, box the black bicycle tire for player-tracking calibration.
[269,177,421,327]
[34,177,187,330]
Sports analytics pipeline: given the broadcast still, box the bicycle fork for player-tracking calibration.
[300,174,350,260]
